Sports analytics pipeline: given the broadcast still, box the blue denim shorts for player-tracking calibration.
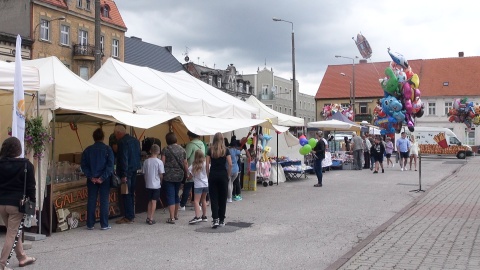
[163,181,181,206]
[194,187,209,194]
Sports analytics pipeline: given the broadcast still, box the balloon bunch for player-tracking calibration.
[322,104,354,121]
[447,98,480,128]
[299,135,317,155]
[374,48,424,134]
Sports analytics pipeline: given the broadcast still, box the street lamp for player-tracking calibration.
[340,72,353,105]
[273,17,296,117]
[32,16,65,59]
[33,16,66,42]
[335,55,358,119]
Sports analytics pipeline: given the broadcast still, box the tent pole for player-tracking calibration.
[36,92,43,236]
[276,132,279,185]
[50,110,56,236]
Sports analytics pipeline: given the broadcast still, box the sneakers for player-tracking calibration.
[392,164,395,168]
[227,199,233,203]
[189,217,201,224]
[219,220,225,227]
[382,169,384,173]
[201,216,208,222]
[86,226,94,230]
[116,217,134,224]
[179,206,186,211]
[373,171,378,174]
[401,167,404,171]
[233,195,242,201]
[101,226,112,230]
[212,219,219,228]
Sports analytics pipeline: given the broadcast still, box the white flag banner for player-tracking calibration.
[12,34,25,157]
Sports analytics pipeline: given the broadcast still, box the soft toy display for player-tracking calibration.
[322,104,354,121]
[374,48,424,134]
[447,98,480,129]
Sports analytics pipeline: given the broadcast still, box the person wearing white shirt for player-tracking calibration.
[142,144,164,225]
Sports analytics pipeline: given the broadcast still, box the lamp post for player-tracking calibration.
[32,16,65,57]
[273,17,296,117]
[335,55,357,120]
[340,72,353,105]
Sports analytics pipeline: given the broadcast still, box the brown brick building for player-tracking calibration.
[0,0,126,79]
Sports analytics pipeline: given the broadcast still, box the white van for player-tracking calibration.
[395,127,472,159]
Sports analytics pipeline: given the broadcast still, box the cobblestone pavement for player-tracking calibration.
[331,157,480,270]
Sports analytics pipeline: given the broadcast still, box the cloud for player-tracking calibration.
[115,0,480,96]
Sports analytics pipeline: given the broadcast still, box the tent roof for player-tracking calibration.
[89,58,260,120]
[22,57,133,113]
[0,60,39,93]
[245,95,304,127]
[331,111,358,126]
[307,119,358,131]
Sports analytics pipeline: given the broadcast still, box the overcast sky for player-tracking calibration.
[115,0,480,96]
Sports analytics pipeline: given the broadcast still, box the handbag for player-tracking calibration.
[19,162,36,216]
[167,146,188,183]
[110,173,121,188]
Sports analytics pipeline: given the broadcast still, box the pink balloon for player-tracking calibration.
[404,99,413,114]
[402,82,412,100]
[414,88,421,99]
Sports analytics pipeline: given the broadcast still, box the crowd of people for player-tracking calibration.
[313,131,420,187]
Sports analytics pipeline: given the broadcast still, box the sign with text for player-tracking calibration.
[52,178,120,231]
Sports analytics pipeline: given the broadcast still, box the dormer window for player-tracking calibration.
[101,5,110,18]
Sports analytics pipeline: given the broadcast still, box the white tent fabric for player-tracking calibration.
[0,60,39,92]
[89,58,260,120]
[307,119,357,130]
[22,57,133,113]
[245,95,304,127]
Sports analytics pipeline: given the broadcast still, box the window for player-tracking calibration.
[40,19,50,41]
[262,84,269,95]
[77,0,82,8]
[289,108,292,115]
[445,101,453,115]
[112,39,119,57]
[79,67,89,80]
[102,5,110,17]
[466,128,475,145]
[217,78,222,88]
[266,104,273,109]
[78,30,88,45]
[359,102,367,114]
[300,101,302,109]
[85,0,91,10]
[100,36,104,53]
[60,25,70,45]
[428,102,436,115]
[208,75,212,85]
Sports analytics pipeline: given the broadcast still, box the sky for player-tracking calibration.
[114,0,480,96]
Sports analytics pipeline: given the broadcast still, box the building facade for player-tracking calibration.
[316,54,480,145]
[184,62,252,100]
[242,67,315,124]
[0,0,126,79]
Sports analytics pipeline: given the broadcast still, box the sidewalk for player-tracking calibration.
[329,156,480,270]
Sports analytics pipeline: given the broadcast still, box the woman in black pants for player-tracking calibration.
[206,132,232,228]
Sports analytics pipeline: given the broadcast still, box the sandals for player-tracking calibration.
[166,218,175,224]
[18,256,36,267]
[148,219,156,225]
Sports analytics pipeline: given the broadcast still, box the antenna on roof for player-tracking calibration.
[182,46,190,62]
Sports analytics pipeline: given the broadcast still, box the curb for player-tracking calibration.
[325,158,467,270]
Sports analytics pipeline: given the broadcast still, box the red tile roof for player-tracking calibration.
[36,0,126,29]
[316,56,480,100]
[101,0,126,29]
[36,0,68,9]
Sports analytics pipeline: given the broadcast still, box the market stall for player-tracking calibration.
[18,56,267,234]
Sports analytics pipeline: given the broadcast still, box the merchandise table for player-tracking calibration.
[283,165,313,181]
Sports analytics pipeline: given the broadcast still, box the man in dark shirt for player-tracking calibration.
[114,125,141,224]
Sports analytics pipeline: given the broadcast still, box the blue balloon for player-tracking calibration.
[299,138,308,146]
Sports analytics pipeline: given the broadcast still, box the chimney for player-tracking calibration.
[165,46,172,53]
[459,52,464,57]
[359,59,368,64]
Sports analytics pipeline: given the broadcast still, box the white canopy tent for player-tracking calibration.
[307,119,359,130]
[0,60,39,92]
[245,95,304,128]
[89,58,264,134]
